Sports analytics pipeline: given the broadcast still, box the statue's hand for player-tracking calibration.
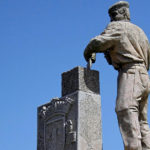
[91,53,96,63]
[87,53,96,69]
[84,45,96,63]
[84,51,96,63]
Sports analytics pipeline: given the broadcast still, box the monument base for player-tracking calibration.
[37,66,102,150]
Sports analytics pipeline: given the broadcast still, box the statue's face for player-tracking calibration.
[110,7,130,21]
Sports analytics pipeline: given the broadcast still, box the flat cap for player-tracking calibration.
[108,1,129,14]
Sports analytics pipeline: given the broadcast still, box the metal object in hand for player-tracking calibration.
[87,58,92,70]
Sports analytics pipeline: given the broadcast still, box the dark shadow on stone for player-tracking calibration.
[83,67,100,94]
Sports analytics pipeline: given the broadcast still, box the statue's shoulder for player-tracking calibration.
[107,21,144,33]
[107,21,119,28]
[105,21,125,32]
[126,22,147,35]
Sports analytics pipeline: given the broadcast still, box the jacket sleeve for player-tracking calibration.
[84,22,122,61]
[148,44,150,70]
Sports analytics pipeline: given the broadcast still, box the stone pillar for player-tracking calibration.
[37,66,102,150]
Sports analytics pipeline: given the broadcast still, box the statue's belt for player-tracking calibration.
[118,62,146,70]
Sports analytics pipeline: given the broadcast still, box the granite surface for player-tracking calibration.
[37,66,102,150]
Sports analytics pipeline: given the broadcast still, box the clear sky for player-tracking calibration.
[0,0,150,150]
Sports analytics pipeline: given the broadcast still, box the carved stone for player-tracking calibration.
[37,66,102,150]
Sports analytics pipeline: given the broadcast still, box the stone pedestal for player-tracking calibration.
[37,66,102,150]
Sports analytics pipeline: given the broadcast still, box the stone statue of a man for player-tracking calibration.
[84,1,150,150]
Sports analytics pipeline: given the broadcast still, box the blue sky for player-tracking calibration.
[0,0,150,150]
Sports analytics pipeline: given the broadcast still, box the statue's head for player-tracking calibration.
[108,1,130,22]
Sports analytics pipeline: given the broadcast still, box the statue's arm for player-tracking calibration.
[148,43,150,70]
[84,23,122,62]
[84,35,114,62]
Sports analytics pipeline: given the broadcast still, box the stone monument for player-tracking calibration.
[84,1,150,150]
[37,66,102,150]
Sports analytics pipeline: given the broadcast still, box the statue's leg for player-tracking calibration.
[137,68,150,150]
[116,67,143,150]
[116,109,142,150]
[139,96,150,149]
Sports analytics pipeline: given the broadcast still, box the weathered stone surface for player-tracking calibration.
[37,66,102,150]
[77,91,102,150]
[62,66,100,96]
[37,96,77,150]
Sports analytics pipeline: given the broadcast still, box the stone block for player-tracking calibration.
[37,66,102,150]
[62,66,100,96]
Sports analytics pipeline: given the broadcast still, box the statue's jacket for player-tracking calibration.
[85,21,150,70]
